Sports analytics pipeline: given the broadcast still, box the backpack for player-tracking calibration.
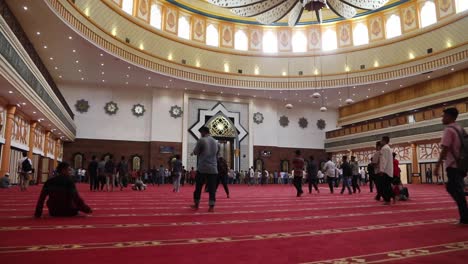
[448,126,468,172]
[22,158,32,172]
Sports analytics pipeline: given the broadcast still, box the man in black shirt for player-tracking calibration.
[340,156,353,195]
[307,156,319,194]
[88,155,98,191]
[367,158,375,193]
[35,162,92,218]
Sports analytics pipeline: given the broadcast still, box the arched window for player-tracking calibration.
[353,23,369,46]
[420,1,437,27]
[263,31,278,53]
[149,3,161,29]
[322,28,337,51]
[122,0,134,15]
[292,31,307,52]
[456,0,468,13]
[234,30,248,51]
[178,16,190,39]
[385,14,402,39]
[206,24,219,47]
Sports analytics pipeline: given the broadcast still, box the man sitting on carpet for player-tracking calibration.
[35,162,92,218]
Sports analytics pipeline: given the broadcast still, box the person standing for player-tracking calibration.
[434,107,468,225]
[372,141,383,200]
[189,167,196,185]
[117,156,129,191]
[379,136,394,205]
[104,155,116,192]
[217,156,230,198]
[323,156,336,194]
[17,151,33,191]
[35,162,92,218]
[307,156,319,194]
[172,154,183,193]
[88,155,98,191]
[426,167,433,184]
[340,156,353,195]
[350,156,361,193]
[158,165,165,185]
[191,126,219,212]
[393,153,401,185]
[97,157,106,191]
[292,150,305,197]
[367,158,376,193]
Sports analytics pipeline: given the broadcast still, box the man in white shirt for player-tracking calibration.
[372,141,383,199]
[17,151,33,191]
[434,107,468,224]
[379,136,394,205]
[323,156,336,193]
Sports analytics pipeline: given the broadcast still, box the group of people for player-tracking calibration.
[4,107,463,225]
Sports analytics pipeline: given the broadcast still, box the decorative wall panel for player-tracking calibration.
[249,27,262,51]
[164,6,177,34]
[11,114,29,149]
[418,142,441,162]
[401,4,418,33]
[338,22,352,47]
[369,16,384,41]
[437,0,455,20]
[192,17,206,42]
[278,28,291,51]
[136,0,149,22]
[221,24,234,48]
[307,26,321,50]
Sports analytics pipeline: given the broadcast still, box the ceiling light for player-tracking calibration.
[127,66,131,69]
[299,100,302,103]
[68,36,73,40]
[75,60,79,63]
[352,93,355,96]
[427,76,431,78]
[102,80,105,82]
[253,95,257,98]
[58,75,62,78]
[338,91,341,94]
[33,111,36,114]
[320,106,327,112]
[43,45,47,49]
[285,103,293,109]
[184,88,187,90]
[8,91,13,94]
[220,91,223,94]
[72,49,76,53]
[148,77,151,80]
[78,69,82,72]
[169,79,172,82]
[23,6,28,10]
[81,77,84,80]
[451,68,454,71]
[101,63,104,66]
[101,72,105,75]
[126,74,129,78]
[16,104,21,107]
[400,85,403,87]
[382,90,385,93]
[22,102,26,105]
[366,96,369,98]
[165,85,169,88]
[125,82,129,84]
[311,92,321,98]
[409,53,415,59]
[385,82,388,85]
[100,53,103,56]
[202,90,205,92]
[368,88,371,91]
[49,57,53,60]
[54,66,58,70]
[345,98,354,104]
[36,32,40,35]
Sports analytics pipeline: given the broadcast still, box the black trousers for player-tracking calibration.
[193,172,217,207]
[89,174,98,191]
[446,168,468,222]
[98,175,106,190]
[352,175,361,193]
[327,177,335,193]
[375,175,383,200]
[381,173,394,202]
[217,174,230,196]
[369,174,375,193]
[293,177,303,196]
[308,178,319,193]
[341,176,352,194]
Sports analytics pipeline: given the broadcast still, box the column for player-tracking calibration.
[0,105,16,176]
[43,131,50,160]
[27,121,37,159]
[411,143,420,184]
[53,139,59,169]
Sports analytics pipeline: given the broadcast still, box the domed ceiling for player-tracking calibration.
[171,0,405,25]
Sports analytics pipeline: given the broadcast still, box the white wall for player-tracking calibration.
[60,83,338,148]
[60,83,153,141]
[252,99,338,149]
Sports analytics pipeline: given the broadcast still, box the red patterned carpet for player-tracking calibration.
[0,183,467,263]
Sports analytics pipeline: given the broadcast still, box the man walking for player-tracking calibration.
[435,107,468,224]
[372,141,383,199]
[350,156,361,193]
[292,150,305,197]
[323,156,336,194]
[340,156,353,195]
[379,136,394,205]
[172,154,183,192]
[88,155,98,191]
[18,151,33,191]
[191,126,219,212]
[368,158,376,193]
[307,156,319,194]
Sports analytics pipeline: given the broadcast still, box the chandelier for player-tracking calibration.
[208,0,389,25]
